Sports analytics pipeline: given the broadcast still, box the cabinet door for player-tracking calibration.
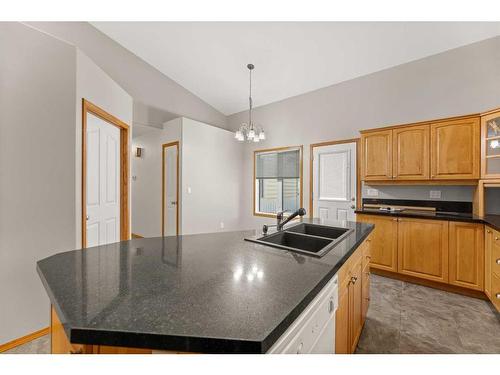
[449,222,484,291]
[485,227,493,298]
[348,258,363,354]
[393,125,430,180]
[397,218,449,283]
[361,130,392,180]
[357,214,398,272]
[481,111,500,179]
[361,261,370,324]
[430,117,480,179]
[335,276,350,354]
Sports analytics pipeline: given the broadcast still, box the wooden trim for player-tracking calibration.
[309,139,361,219]
[473,179,500,216]
[371,268,488,300]
[359,113,481,134]
[161,141,180,236]
[131,233,144,239]
[253,145,303,217]
[0,327,49,353]
[362,179,478,186]
[82,99,130,247]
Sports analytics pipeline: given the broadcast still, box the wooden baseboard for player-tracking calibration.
[131,233,144,239]
[371,268,488,300]
[0,327,49,353]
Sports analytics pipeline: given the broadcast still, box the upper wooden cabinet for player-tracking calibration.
[360,114,481,182]
[481,109,500,179]
[361,130,392,180]
[430,117,480,179]
[393,124,430,180]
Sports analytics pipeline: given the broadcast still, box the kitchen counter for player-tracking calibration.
[355,209,500,231]
[37,218,373,354]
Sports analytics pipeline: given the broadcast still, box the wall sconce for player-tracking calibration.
[135,147,143,157]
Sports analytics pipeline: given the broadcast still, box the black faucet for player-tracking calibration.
[277,208,306,231]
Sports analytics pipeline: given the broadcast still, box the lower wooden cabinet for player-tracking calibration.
[397,218,449,283]
[449,222,484,290]
[485,226,500,312]
[335,237,370,354]
[356,214,398,272]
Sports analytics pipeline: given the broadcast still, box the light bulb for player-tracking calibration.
[237,133,245,141]
[253,136,260,143]
[234,130,242,140]
[248,129,255,139]
[259,131,266,140]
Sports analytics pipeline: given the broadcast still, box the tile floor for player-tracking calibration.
[3,275,500,354]
[356,275,500,353]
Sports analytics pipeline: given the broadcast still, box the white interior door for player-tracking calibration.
[163,144,178,236]
[313,142,356,221]
[86,113,121,247]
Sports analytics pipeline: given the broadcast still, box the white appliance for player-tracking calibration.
[267,275,338,354]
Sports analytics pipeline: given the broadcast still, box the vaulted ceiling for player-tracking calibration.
[92,22,500,115]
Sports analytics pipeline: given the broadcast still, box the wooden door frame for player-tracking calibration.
[82,99,130,248]
[309,138,361,219]
[161,141,180,236]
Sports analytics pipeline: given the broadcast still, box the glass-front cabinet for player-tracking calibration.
[482,109,500,179]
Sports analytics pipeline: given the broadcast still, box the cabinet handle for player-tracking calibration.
[487,230,492,234]
[496,293,500,299]
[496,259,500,265]
[350,276,358,285]
[366,255,372,260]
[496,237,499,241]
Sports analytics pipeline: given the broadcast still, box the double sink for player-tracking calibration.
[245,223,353,258]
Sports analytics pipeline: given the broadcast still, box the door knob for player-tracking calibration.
[350,205,356,209]
[171,201,177,205]
[86,215,89,221]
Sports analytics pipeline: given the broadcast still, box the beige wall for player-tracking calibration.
[0,22,77,344]
[0,23,133,345]
[227,36,500,229]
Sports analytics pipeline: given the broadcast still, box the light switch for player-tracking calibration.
[430,190,442,199]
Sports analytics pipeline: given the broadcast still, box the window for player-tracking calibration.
[254,146,303,216]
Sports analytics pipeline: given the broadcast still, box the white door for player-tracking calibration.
[86,113,121,247]
[313,142,356,221]
[163,144,178,236]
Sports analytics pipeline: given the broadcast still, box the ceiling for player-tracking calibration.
[92,22,500,116]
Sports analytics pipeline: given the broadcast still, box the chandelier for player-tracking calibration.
[234,64,265,142]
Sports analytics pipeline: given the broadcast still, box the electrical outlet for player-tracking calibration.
[367,188,379,197]
[430,190,442,199]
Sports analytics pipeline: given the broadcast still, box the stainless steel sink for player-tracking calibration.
[245,223,353,257]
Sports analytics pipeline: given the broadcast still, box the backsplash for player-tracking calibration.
[362,183,474,202]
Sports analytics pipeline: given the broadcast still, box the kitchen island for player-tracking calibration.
[37,218,373,354]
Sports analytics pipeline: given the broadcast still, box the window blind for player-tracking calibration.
[256,149,300,178]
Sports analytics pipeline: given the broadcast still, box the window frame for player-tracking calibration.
[253,145,303,218]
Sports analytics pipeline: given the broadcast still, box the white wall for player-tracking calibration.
[0,23,133,345]
[0,23,77,344]
[181,118,244,234]
[76,50,133,248]
[227,36,500,229]
[132,118,182,238]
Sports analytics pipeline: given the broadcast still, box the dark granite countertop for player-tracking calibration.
[355,209,500,231]
[37,218,373,354]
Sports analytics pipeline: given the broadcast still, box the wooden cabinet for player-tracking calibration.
[335,239,370,354]
[449,222,484,291]
[357,214,398,272]
[361,240,371,324]
[392,124,430,180]
[481,110,500,179]
[485,226,500,312]
[361,130,392,180]
[397,218,449,283]
[360,115,481,182]
[430,117,480,179]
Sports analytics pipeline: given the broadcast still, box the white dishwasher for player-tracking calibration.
[267,275,338,354]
